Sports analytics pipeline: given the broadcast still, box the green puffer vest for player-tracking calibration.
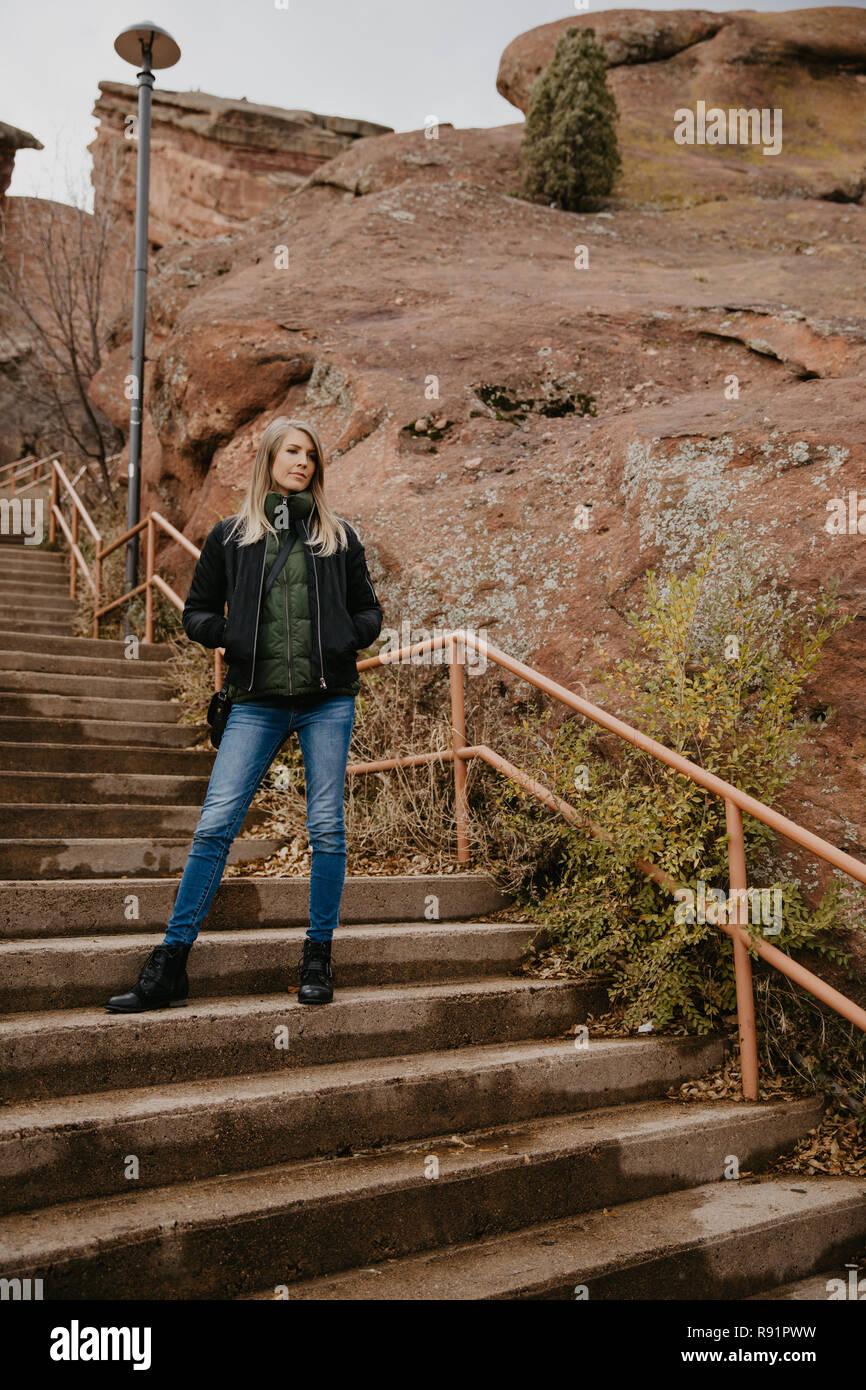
[228,489,360,704]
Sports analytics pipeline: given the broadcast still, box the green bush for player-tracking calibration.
[485,537,862,1035]
[521,26,622,209]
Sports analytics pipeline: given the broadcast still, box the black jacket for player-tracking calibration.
[182,511,384,693]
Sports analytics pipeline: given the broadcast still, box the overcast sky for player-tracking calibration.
[6,0,862,208]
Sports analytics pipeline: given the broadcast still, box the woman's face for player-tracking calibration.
[270,428,318,494]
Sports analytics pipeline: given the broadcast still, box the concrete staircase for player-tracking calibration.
[0,535,284,878]
[2,531,865,1301]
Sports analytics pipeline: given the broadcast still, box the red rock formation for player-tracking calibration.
[498,7,866,205]
[81,9,866,871]
[89,83,393,247]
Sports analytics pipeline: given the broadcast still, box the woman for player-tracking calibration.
[106,417,383,1013]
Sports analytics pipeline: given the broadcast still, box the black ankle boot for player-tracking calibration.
[297,938,333,1005]
[106,944,191,1013]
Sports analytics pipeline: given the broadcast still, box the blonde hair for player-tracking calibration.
[227,416,349,556]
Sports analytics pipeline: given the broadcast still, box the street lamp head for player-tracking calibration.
[113,21,181,69]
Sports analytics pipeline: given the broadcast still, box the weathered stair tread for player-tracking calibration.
[0,835,287,879]
[0,1034,723,1143]
[0,975,586,1043]
[0,803,265,837]
[0,875,511,935]
[0,651,176,678]
[0,1100,821,1282]
[0,630,171,660]
[0,1035,729,1210]
[748,1269,855,1299]
[1,975,585,1032]
[0,921,536,1009]
[0,976,601,1099]
[0,744,214,774]
[0,693,180,720]
[0,920,532,963]
[266,1176,866,1301]
[0,672,172,698]
[0,717,207,747]
[0,772,213,804]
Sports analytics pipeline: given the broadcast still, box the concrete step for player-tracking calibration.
[0,716,205,747]
[0,977,603,1099]
[0,580,76,602]
[0,742,215,774]
[0,630,171,662]
[0,576,73,598]
[0,670,173,700]
[0,692,180,722]
[0,922,535,1011]
[276,1175,866,1302]
[0,574,69,595]
[0,770,212,804]
[0,835,286,879]
[0,650,179,680]
[0,874,511,936]
[0,617,74,636]
[748,1267,861,1300]
[0,544,67,567]
[0,1035,725,1213]
[0,554,68,574]
[0,802,265,840]
[0,602,76,624]
[0,564,67,581]
[0,1100,824,1299]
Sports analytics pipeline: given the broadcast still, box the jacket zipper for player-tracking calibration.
[247,540,268,692]
[364,568,379,605]
[283,550,293,694]
[306,518,327,688]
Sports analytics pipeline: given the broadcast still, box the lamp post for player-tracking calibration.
[113,21,180,628]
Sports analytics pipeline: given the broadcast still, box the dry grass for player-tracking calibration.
[226,662,551,878]
[664,1057,866,1182]
[161,633,552,879]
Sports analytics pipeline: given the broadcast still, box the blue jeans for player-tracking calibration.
[163,696,356,946]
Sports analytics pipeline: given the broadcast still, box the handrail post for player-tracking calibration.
[49,465,57,545]
[726,797,759,1100]
[144,517,155,645]
[70,503,78,602]
[450,631,471,864]
[214,649,223,692]
[93,544,102,640]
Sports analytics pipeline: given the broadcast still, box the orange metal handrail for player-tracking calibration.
[43,468,866,1100]
[0,450,124,499]
[0,453,36,476]
[45,455,223,685]
[0,453,37,489]
[350,630,866,1099]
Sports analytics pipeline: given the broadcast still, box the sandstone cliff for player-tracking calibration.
[89,83,394,247]
[78,8,865,867]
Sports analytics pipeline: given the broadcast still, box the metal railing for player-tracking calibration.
[353,631,866,1100]
[6,452,227,689]
[0,450,123,498]
[32,455,866,1100]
